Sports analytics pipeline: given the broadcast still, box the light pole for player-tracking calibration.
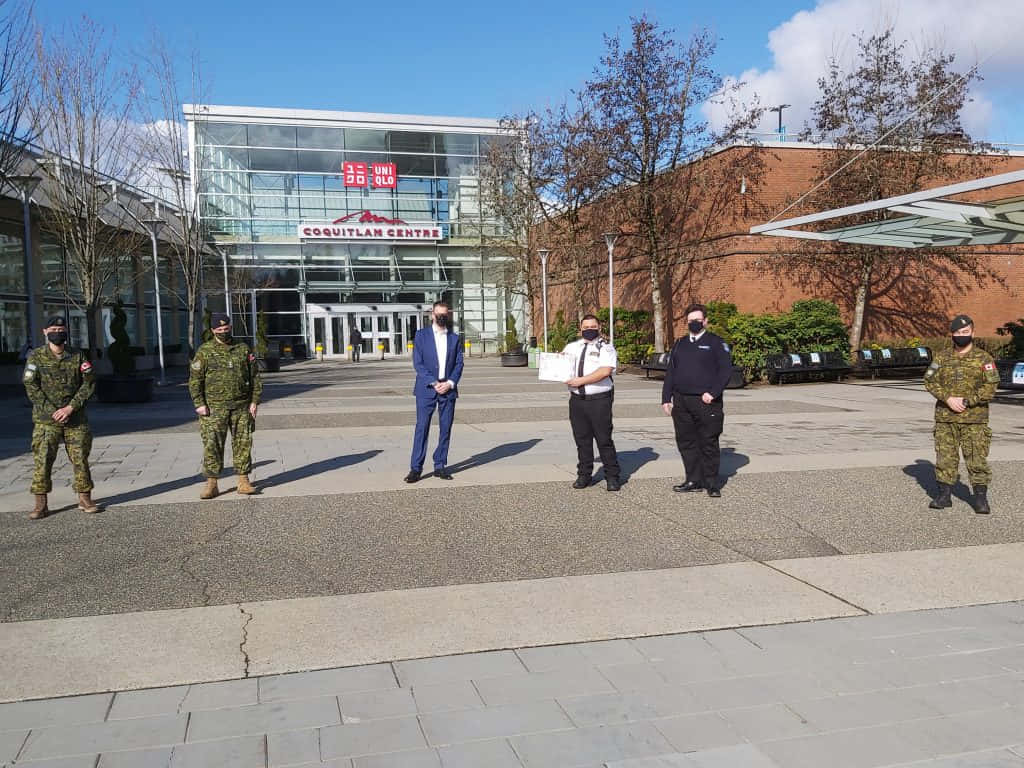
[603,232,619,347]
[538,248,549,352]
[8,175,43,347]
[111,186,168,385]
[769,104,791,140]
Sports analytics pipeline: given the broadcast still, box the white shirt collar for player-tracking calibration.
[433,324,447,334]
[690,329,706,343]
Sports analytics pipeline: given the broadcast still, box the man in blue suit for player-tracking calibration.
[406,300,464,482]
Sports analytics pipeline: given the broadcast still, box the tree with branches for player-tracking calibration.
[0,0,35,185]
[790,27,995,348]
[587,17,762,351]
[30,16,148,357]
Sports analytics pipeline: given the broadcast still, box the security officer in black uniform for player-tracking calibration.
[564,313,621,491]
[661,303,733,497]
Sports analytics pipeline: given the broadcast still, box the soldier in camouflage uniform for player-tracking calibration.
[22,316,100,519]
[923,314,1000,514]
[188,313,262,499]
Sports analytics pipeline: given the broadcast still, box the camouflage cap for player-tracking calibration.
[44,316,67,328]
[211,313,231,329]
[950,314,974,332]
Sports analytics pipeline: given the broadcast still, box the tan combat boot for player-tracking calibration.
[29,494,48,520]
[78,492,101,514]
[236,475,257,495]
[200,478,219,500]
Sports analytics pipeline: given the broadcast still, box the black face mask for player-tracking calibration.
[434,314,449,328]
[214,332,232,343]
[952,335,973,348]
[581,329,600,341]
[688,320,704,335]
[46,332,68,346]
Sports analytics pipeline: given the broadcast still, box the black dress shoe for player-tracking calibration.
[434,469,453,480]
[707,488,722,498]
[606,478,621,492]
[404,471,421,483]
[572,476,591,489]
[672,480,702,493]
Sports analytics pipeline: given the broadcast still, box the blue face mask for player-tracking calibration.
[581,329,600,341]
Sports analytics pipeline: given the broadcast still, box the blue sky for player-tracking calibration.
[36,0,1022,142]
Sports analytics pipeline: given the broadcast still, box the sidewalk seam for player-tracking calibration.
[239,605,254,678]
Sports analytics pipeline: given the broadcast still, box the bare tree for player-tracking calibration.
[30,16,147,356]
[587,17,761,351]
[793,27,995,348]
[139,35,208,355]
[0,0,35,184]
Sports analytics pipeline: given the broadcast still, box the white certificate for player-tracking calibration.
[538,352,576,382]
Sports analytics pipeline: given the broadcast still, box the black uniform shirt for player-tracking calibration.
[661,331,733,403]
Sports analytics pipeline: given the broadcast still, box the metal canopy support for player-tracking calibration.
[751,169,1024,248]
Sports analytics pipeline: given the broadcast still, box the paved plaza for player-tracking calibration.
[1,358,1023,767]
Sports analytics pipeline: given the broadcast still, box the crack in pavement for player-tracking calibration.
[176,513,248,607]
[238,604,254,678]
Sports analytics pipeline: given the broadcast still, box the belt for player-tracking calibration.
[571,389,613,400]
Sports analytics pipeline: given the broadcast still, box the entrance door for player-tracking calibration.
[354,314,396,356]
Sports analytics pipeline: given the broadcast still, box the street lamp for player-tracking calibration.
[769,104,791,140]
[109,185,168,386]
[538,248,549,352]
[7,175,43,347]
[603,232,619,347]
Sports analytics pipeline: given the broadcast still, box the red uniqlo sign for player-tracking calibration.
[372,163,397,188]
[342,161,367,186]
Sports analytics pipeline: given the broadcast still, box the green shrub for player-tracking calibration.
[545,310,577,352]
[996,318,1024,359]
[595,307,653,365]
[502,313,521,353]
[255,311,269,358]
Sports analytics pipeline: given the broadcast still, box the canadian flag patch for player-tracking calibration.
[80,361,92,373]
[248,353,255,362]
[983,362,995,371]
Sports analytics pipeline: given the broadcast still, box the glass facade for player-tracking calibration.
[188,108,522,356]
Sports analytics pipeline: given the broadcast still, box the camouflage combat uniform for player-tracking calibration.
[22,347,96,493]
[923,346,999,486]
[188,338,262,477]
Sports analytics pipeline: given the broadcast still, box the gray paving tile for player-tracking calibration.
[0,693,113,731]
[680,676,779,711]
[971,674,1024,707]
[268,728,320,766]
[474,667,615,706]
[0,729,28,762]
[437,738,523,768]
[871,654,1010,687]
[597,664,671,693]
[260,665,397,702]
[571,640,647,668]
[319,718,427,760]
[630,634,716,663]
[410,682,484,714]
[420,700,571,746]
[910,679,1013,715]
[180,679,259,712]
[651,657,734,686]
[684,744,784,768]
[13,757,99,768]
[651,712,745,753]
[340,688,417,722]
[557,687,705,727]
[352,748,442,767]
[393,652,525,688]
[515,646,591,673]
[718,703,817,742]
[98,746,173,767]
[509,721,674,768]
[108,686,190,720]
[20,714,188,761]
[916,749,1024,766]
[757,723,933,768]
[186,696,340,742]
[976,645,1024,673]
[604,756,695,768]
[787,688,941,731]
[168,734,267,768]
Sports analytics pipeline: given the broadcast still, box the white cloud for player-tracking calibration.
[706,0,1024,142]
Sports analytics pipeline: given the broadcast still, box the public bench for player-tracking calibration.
[996,359,1024,391]
[640,353,746,389]
[765,351,852,385]
[853,347,932,379]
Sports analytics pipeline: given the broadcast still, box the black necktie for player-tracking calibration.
[577,345,586,397]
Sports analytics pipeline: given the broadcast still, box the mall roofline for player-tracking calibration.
[183,104,503,133]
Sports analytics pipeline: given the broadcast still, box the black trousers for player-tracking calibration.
[671,394,725,489]
[569,391,620,479]
[352,344,361,362]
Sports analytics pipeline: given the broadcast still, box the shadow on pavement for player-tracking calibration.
[259,451,383,489]
[446,439,542,475]
[616,447,660,482]
[100,460,276,507]
[720,448,751,487]
[903,458,974,505]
